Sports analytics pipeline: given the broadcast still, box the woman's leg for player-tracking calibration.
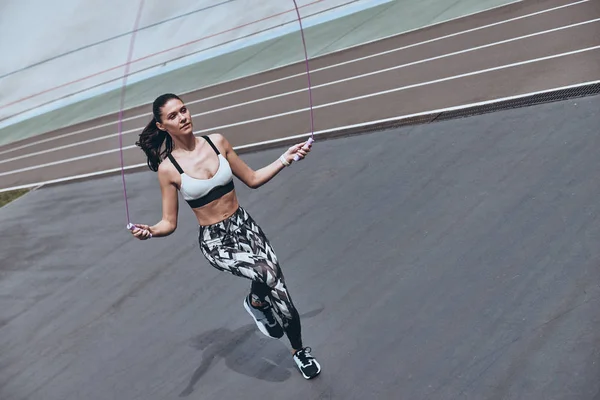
[199,208,303,348]
[247,263,303,350]
[198,207,320,379]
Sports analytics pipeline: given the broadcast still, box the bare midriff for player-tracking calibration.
[191,190,240,226]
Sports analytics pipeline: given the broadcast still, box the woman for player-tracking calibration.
[129,93,321,380]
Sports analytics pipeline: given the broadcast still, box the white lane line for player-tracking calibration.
[0,114,141,157]
[2,78,599,194]
[1,44,598,178]
[307,0,524,55]
[184,0,590,106]
[190,45,600,132]
[2,16,597,167]
[0,0,587,157]
[2,1,528,154]
[0,128,137,165]
[191,18,600,115]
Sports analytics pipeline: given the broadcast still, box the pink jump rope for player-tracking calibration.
[292,0,316,161]
[120,0,315,237]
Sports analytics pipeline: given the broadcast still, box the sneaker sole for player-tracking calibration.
[298,360,321,380]
[243,297,284,339]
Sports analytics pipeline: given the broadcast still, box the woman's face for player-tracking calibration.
[156,98,193,137]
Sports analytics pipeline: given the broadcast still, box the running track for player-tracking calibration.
[1,0,599,191]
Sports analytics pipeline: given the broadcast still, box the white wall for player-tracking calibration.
[0,0,390,124]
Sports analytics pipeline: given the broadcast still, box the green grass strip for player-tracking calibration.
[0,188,30,208]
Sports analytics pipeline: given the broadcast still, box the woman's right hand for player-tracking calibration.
[130,223,152,240]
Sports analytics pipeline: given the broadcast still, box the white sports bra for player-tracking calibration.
[167,136,235,208]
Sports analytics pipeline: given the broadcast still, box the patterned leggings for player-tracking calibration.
[198,206,303,349]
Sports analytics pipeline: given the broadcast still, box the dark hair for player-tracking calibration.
[135,93,182,171]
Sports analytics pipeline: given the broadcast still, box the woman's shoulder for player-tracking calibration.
[157,155,180,181]
[204,133,231,153]
[205,132,225,144]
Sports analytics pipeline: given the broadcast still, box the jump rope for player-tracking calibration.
[119,0,316,236]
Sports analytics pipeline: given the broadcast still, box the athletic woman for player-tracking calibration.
[128,93,321,380]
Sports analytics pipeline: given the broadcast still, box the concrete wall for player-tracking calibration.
[0,0,389,123]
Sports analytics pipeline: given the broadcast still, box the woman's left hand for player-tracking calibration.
[283,140,312,164]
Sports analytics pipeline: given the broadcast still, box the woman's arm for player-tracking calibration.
[130,163,179,240]
[212,133,311,189]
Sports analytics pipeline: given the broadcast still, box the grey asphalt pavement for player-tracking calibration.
[1,94,600,400]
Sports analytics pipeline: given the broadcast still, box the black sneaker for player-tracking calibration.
[243,294,284,339]
[293,347,321,379]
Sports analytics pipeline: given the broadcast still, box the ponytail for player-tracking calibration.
[135,93,181,171]
[135,117,173,172]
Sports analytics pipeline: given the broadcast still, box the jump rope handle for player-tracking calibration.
[127,222,152,238]
[293,137,314,161]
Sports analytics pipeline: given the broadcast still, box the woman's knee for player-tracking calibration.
[254,261,282,289]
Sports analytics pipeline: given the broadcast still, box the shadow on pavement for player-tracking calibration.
[179,307,324,397]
